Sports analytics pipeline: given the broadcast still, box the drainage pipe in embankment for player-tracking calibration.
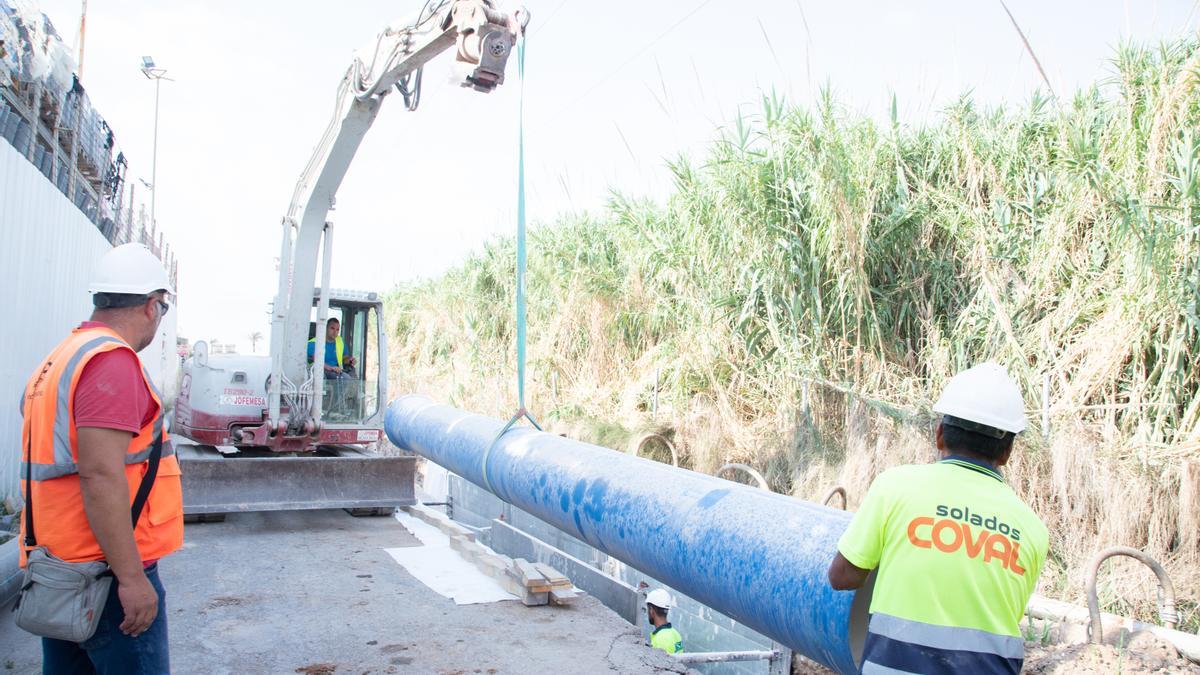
[385,395,872,674]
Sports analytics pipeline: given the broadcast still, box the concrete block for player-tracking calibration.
[478,555,509,580]
[436,519,476,542]
[520,590,549,607]
[459,540,487,564]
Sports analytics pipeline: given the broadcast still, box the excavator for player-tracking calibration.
[172,0,526,518]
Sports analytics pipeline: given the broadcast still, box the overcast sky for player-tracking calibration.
[35,0,1200,351]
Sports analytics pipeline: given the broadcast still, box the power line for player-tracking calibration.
[549,0,719,119]
[531,0,570,37]
[997,0,1057,100]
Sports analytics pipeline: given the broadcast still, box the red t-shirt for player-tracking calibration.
[72,322,157,433]
[71,322,161,566]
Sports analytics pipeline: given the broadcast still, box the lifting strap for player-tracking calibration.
[482,32,541,492]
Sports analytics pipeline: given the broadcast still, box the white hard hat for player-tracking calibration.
[646,589,672,610]
[88,243,173,296]
[933,362,1026,435]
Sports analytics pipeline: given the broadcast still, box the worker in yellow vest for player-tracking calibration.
[646,588,683,655]
[827,363,1049,674]
[19,243,184,673]
[307,316,356,376]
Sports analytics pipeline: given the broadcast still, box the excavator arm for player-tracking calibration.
[176,1,525,519]
[268,0,525,436]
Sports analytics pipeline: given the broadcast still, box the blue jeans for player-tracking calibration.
[41,563,170,674]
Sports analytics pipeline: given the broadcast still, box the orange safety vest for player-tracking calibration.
[19,325,184,566]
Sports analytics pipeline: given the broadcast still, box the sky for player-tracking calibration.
[33,0,1200,352]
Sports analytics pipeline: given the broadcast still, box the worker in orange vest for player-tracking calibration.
[19,243,184,673]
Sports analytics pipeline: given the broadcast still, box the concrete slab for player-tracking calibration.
[0,510,690,674]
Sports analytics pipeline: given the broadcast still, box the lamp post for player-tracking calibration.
[140,56,171,233]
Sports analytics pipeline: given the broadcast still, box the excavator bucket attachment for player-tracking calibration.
[177,444,416,515]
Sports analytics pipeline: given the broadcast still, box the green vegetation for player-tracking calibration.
[389,39,1200,630]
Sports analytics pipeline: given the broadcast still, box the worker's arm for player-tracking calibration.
[828,552,871,590]
[76,426,158,637]
[827,470,894,592]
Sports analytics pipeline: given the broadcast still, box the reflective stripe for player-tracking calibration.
[20,440,175,481]
[21,461,78,481]
[862,662,920,675]
[870,613,1024,659]
[25,421,174,480]
[308,336,345,367]
[141,365,163,402]
[52,336,123,466]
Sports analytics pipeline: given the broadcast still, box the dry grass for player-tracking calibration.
[387,38,1200,631]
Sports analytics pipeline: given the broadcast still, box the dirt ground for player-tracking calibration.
[790,631,1200,674]
[1024,631,1200,674]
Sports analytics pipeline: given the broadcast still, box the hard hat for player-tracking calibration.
[933,362,1026,435]
[646,589,672,610]
[88,243,174,296]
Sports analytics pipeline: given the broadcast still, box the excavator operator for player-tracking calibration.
[307,317,356,377]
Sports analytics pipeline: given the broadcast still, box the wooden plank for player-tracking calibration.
[549,588,582,605]
[513,558,547,587]
[533,563,568,585]
[485,519,641,624]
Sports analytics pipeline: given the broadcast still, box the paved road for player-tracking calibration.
[0,510,689,674]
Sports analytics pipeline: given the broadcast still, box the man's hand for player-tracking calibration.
[828,552,872,590]
[117,572,158,636]
[324,364,342,374]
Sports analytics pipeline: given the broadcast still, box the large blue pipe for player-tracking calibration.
[385,396,871,673]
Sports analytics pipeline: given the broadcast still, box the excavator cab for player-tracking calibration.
[176,288,411,517]
[309,291,384,425]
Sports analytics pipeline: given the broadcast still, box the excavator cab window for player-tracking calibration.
[310,301,380,424]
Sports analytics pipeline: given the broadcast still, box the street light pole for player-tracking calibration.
[140,56,171,233]
[149,74,159,231]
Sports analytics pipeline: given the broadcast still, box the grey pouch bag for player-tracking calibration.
[15,547,112,642]
[13,432,162,642]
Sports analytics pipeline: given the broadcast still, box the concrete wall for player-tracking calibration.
[448,474,782,675]
[0,139,177,506]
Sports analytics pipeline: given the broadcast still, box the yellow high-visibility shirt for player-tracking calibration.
[650,624,682,654]
[837,456,1048,673]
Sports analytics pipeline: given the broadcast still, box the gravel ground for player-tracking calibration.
[0,510,689,674]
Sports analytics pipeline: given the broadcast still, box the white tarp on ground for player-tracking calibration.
[386,507,516,605]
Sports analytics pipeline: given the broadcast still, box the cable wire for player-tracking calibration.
[550,0,718,119]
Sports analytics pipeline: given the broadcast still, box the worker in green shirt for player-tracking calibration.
[827,363,1049,675]
[646,588,683,655]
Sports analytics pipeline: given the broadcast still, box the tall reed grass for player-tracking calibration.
[388,38,1200,630]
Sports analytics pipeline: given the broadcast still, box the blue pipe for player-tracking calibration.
[385,396,872,673]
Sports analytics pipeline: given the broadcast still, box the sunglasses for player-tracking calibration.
[156,299,170,316]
